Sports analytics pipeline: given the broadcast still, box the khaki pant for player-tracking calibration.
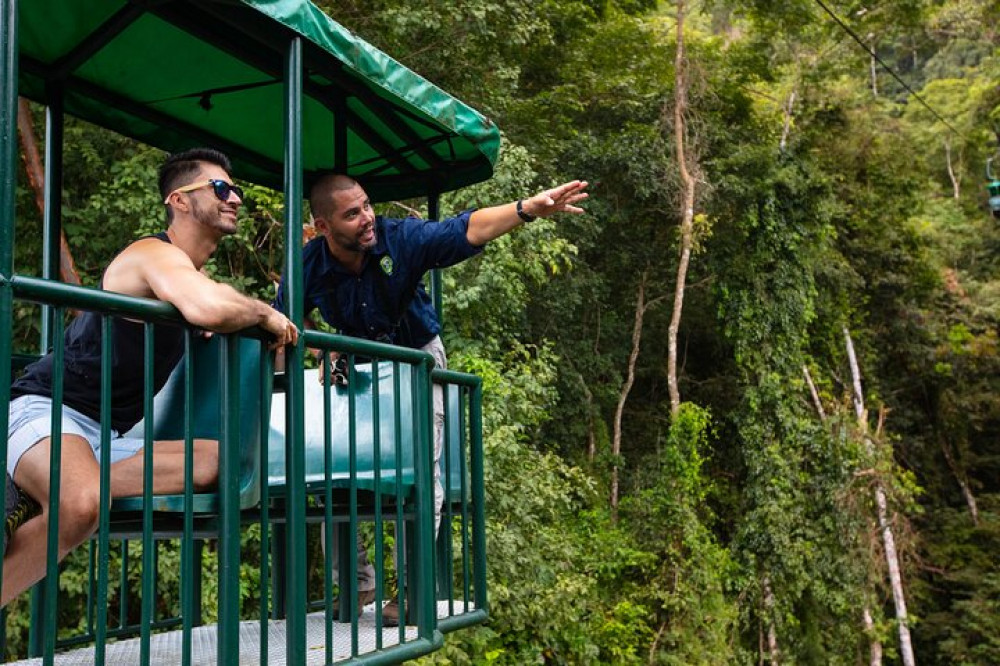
[329,335,446,591]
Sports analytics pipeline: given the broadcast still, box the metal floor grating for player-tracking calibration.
[9,601,475,665]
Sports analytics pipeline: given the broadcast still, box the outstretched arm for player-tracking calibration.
[465,180,589,247]
[103,238,299,347]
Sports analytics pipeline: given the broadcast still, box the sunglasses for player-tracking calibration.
[163,179,244,204]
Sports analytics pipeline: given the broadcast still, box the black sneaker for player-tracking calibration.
[4,473,40,554]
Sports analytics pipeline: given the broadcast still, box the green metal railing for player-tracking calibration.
[433,370,488,634]
[0,278,486,665]
[3,278,274,665]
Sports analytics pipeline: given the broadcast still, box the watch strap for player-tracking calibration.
[516,199,537,223]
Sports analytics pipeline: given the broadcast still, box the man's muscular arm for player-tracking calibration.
[104,238,298,346]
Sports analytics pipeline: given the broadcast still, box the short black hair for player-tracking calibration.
[309,173,361,220]
[159,148,232,221]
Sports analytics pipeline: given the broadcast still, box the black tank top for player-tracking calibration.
[11,232,185,433]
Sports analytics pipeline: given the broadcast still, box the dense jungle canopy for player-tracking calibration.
[10,0,1000,663]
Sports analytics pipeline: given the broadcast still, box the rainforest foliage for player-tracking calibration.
[9,0,1000,663]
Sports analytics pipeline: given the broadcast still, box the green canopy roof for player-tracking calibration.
[17,0,500,200]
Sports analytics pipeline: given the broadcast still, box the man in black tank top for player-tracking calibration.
[1,148,299,607]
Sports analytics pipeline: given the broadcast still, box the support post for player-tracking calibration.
[0,0,17,634]
[41,92,63,349]
[217,334,242,665]
[413,356,437,635]
[469,378,487,614]
[283,34,307,666]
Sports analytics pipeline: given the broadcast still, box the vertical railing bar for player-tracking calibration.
[442,381,453,616]
[94,315,115,663]
[283,33,306,666]
[258,342,272,666]
[140,322,156,663]
[39,308,65,664]
[40,91,63,353]
[371,359,383,649]
[470,380,487,614]
[153,542,161,623]
[459,386,471,609]
[86,542,95,636]
[218,334,242,665]
[322,349,333,663]
[42,88,67,655]
[415,357,436,640]
[181,330,194,666]
[0,0,16,612]
[392,361,404,645]
[347,353,359,656]
[119,541,129,632]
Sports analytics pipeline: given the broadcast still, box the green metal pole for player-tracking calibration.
[218,334,242,665]
[414,356,436,637]
[0,0,15,647]
[140,323,155,663]
[42,310,65,665]
[371,360,384,650]
[436,382,453,604]
[0,0,18,575]
[41,91,63,350]
[348,355,359,655]
[392,362,405,644]
[321,351,334,653]
[258,344,271,664]
[181,331,194,666]
[458,387,471,607]
[283,34,306,666]
[94,316,114,664]
[469,378,487,614]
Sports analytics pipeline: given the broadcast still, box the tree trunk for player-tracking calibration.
[939,438,978,525]
[17,97,81,286]
[611,271,653,520]
[667,0,698,418]
[803,363,882,663]
[944,139,961,200]
[869,35,879,97]
[844,327,916,666]
[780,90,796,154]
[802,365,826,421]
[863,605,883,666]
[648,621,668,665]
[585,382,597,463]
[762,576,779,664]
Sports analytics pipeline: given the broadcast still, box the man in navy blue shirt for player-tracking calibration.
[275,173,587,623]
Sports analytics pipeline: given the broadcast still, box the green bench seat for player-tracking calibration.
[266,362,417,498]
[114,346,468,516]
[113,335,269,514]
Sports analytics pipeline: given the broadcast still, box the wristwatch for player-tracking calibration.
[516,199,537,223]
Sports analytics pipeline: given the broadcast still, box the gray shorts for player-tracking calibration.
[7,395,145,477]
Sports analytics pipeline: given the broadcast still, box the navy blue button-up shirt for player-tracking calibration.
[275,211,483,349]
